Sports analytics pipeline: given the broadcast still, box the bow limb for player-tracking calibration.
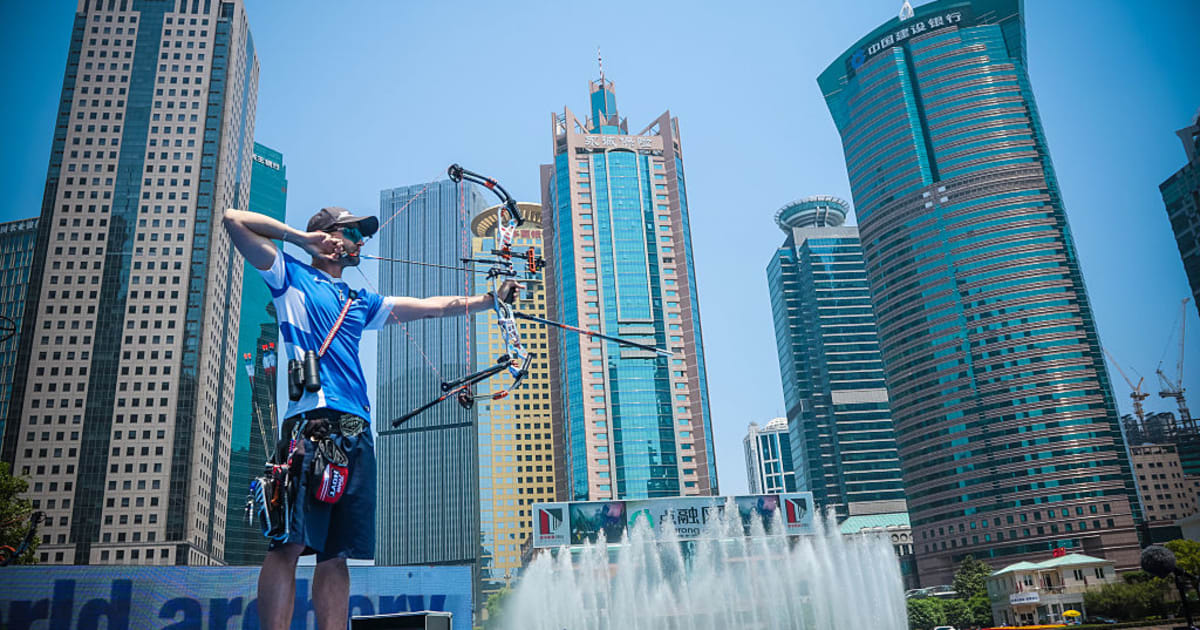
[391,357,513,428]
[447,164,523,228]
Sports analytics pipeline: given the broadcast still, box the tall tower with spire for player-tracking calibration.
[541,75,718,501]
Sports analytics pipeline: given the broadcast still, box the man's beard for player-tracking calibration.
[339,252,362,267]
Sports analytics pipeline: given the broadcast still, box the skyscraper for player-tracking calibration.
[541,75,717,501]
[471,202,555,599]
[742,418,797,495]
[0,217,40,445]
[224,142,286,566]
[1,0,258,566]
[1161,111,1200,318]
[1128,443,1196,542]
[819,0,1140,582]
[375,180,486,587]
[767,197,905,517]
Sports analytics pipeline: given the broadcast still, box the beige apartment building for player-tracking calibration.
[1130,443,1199,523]
[470,203,557,599]
[1,0,258,565]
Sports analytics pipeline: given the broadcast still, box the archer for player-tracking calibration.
[222,205,520,630]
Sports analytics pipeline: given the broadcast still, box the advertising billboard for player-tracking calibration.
[532,492,815,548]
[0,565,471,630]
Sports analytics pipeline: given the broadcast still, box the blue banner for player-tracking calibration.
[0,565,471,630]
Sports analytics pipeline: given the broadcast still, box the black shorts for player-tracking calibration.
[269,411,376,562]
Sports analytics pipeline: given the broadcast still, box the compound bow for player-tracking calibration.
[352,163,671,428]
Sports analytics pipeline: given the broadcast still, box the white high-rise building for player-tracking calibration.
[2,0,259,566]
[743,418,796,495]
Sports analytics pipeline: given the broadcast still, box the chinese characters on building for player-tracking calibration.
[847,9,967,74]
[252,154,282,171]
[582,135,656,150]
[656,504,726,528]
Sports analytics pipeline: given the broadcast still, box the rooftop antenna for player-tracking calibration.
[899,0,915,20]
[598,46,605,85]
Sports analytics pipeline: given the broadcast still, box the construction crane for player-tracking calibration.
[1104,347,1149,425]
[1157,297,1193,431]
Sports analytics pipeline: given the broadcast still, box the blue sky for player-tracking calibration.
[2,1,1198,495]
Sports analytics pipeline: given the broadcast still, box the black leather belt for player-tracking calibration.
[285,409,368,438]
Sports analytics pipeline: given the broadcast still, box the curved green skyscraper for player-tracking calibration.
[819,0,1140,584]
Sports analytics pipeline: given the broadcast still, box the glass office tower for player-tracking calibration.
[819,0,1140,583]
[767,196,906,517]
[1161,111,1200,318]
[375,180,486,596]
[224,142,286,566]
[2,0,258,566]
[541,76,717,501]
[0,217,39,445]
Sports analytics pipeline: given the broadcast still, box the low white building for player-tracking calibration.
[841,512,918,590]
[986,553,1118,626]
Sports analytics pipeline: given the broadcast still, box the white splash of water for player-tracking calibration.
[504,498,907,630]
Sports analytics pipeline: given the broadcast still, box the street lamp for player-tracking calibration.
[1141,545,1200,630]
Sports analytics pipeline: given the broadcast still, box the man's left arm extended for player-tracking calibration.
[378,279,523,325]
[384,294,492,323]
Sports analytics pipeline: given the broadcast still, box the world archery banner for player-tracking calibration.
[531,492,815,548]
[0,565,472,630]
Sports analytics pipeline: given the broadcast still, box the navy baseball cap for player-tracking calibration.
[306,206,379,237]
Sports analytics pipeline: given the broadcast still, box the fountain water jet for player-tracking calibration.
[504,498,907,630]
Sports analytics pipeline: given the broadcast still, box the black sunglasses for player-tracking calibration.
[328,225,366,243]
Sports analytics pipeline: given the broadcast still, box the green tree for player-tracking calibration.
[952,554,993,600]
[483,585,512,629]
[1083,576,1172,621]
[0,462,39,565]
[907,597,946,630]
[1166,539,1200,577]
[966,594,994,628]
[943,598,970,628]
[1122,569,1158,584]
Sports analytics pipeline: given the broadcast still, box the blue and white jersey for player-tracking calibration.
[259,250,393,422]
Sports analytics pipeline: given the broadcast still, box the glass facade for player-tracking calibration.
[541,78,717,501]
[1160,113,1200,318]
[742,418,797,495]
[224,142,286,566]
[0,218,39,446]
[375,180,485,602]
[767,197,905,517]
[819,0,1140,583]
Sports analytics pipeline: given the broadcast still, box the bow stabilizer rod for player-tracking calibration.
[512,312,674,356]
[391,355,519,428]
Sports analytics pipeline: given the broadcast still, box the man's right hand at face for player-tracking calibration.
[297,231,341,261]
